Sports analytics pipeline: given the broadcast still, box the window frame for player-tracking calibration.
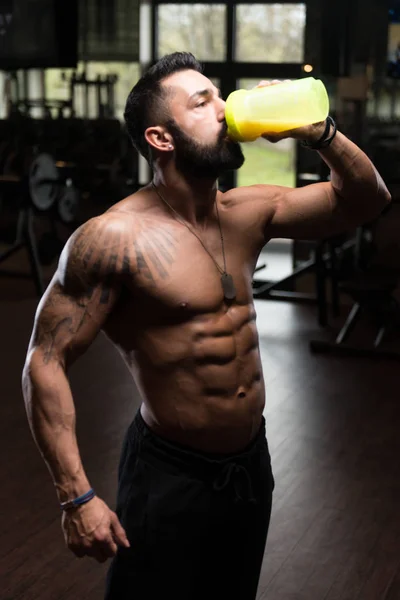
[152,0,309,190]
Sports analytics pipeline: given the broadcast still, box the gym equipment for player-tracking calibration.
[31,154,80,225]
[29,153,59,211]
[0,199,44,297]
[0,142,80,224]
[13,99,74,119]
[70,72,118,119]
[252,235,355,328]
[57,179,79,224]
[0,147,79,296]
[309,200,400,360]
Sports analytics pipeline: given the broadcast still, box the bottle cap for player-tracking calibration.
[225,89,251,142]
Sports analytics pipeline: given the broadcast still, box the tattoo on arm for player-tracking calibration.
[36,289,95,366]
[40,316,73,365]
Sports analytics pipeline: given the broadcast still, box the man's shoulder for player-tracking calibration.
[106,186,153,217]
[221,183,282,209]
[58,214,132,284]
[66,213,130,252]
[219,183,292,242]
[220,184,283,230]
[71,188,153,241]
[58,188,156,284]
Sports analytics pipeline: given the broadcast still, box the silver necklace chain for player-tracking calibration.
[151,181,227,276]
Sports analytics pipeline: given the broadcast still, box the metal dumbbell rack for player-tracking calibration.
[0,151,79,297]
[70,72,118,120]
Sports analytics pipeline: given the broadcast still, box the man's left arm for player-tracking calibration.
[258,121,391,241]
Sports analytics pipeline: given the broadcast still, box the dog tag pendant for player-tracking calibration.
[221,273,236,300]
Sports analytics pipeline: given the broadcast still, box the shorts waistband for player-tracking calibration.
[129,407,267,478]
[128,408,271,504]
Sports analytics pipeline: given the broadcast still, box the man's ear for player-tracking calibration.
[145,126,174,153]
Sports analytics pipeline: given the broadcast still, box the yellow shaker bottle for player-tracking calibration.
[225,77,329,142]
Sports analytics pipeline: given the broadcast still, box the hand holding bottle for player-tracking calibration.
[254,80,327,144]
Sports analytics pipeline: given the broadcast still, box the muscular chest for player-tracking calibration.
[125,224,258,318]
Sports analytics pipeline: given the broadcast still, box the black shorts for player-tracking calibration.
[105,408,275,600]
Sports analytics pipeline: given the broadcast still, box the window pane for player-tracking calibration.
[236,79,296,188]
[84,62,140,121]
[158,4,226,61]
[235,4,306,63]
[45,62,140,120]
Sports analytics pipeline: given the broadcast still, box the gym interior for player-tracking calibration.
[1,1,400,598]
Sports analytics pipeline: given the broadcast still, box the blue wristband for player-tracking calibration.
[60,488,96,511]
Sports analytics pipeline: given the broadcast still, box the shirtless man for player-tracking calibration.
[22,52,390,600]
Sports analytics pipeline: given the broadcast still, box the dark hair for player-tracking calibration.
[124,52,203,164]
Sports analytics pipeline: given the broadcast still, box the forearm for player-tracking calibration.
[317,127,391,223]
[22,351,91,504]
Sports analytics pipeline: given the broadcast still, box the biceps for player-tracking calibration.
[31,279,117,366]
[267,182,352,240]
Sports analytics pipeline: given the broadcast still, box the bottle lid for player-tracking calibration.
[225,89,248,142]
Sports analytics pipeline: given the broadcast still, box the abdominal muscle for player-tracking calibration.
[122,303,266,454]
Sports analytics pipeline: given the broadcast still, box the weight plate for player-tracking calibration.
[29,153,59,211]
[58,181,79,224]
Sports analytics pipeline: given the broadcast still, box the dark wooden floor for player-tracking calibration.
[1,271,400,600]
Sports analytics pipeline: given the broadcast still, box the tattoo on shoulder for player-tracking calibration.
[68,213,181,294]
[131,226,177,283]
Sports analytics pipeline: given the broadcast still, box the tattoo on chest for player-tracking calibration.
[132,228,176,283]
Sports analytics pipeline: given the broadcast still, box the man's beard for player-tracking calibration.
[166,120,245,180]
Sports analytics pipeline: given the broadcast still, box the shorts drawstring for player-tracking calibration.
[213,462,257,504]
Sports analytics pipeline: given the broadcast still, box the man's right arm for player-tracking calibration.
[22,215,131,562]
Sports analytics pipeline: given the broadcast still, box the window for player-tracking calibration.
[235,79,296,188]
[157,4,226,61]
[84,62,140,120]
[45,62,140,120]
[45,68,76,103]
[235,4,306,63]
